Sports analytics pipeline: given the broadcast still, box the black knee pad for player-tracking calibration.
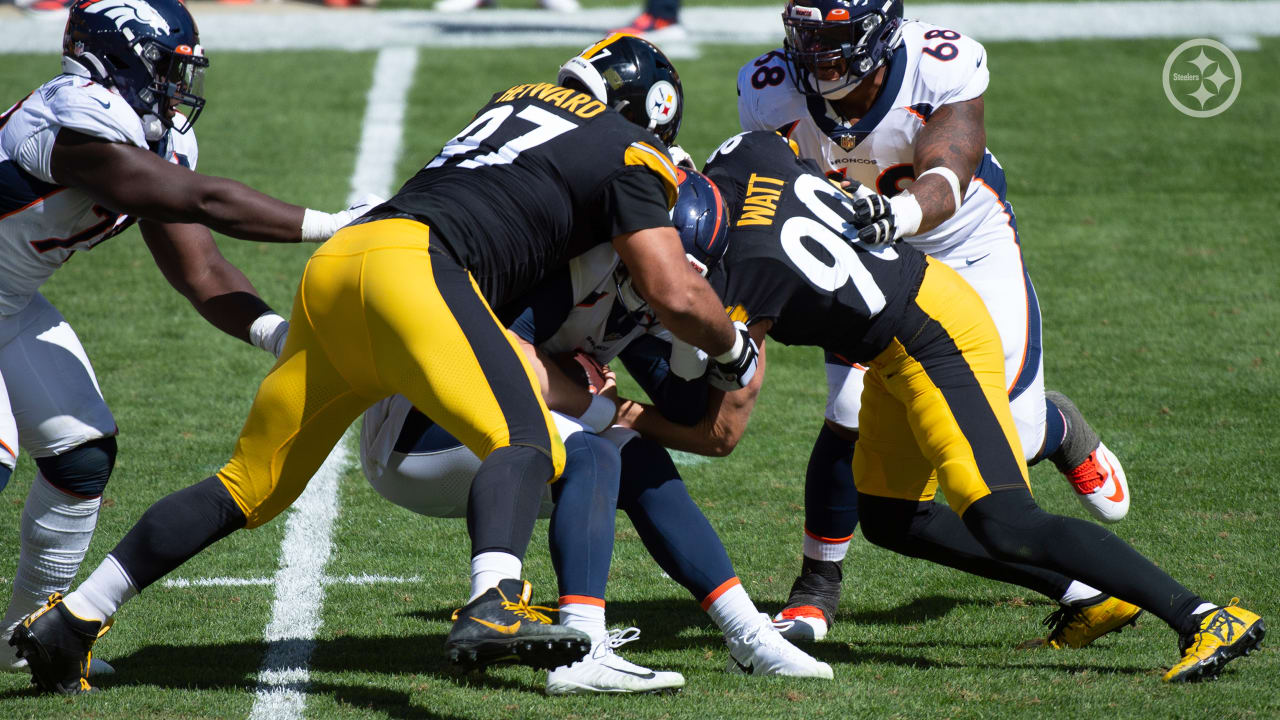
[36,436,117,497]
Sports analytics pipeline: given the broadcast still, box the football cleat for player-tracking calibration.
[772,560,842,642]
[8,593,109,695]
[1065,442,1130,523]
[1163,599,1264,683]
[1017,595,1142,650]
[726,614,833,679]
[445,579,591,671]
[546,627,684,695]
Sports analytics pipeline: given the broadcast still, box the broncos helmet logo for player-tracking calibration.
[82,0,173,36]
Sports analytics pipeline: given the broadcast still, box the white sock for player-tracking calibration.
[62,555,137,623]
[802,533,850,563]
[1,474,101,638]
[558,602,606,646]
[469,551,521,601]
[1192,602,1217,616]
[705,580,761,639]
[1058,580,1104,606]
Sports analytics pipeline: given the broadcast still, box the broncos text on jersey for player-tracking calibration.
[0,75,197,316]
[703,131,927,364]
[737,20,1014,259]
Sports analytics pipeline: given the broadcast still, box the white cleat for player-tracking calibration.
[772,611,828,642]
[1065,441,1130,523]
[725,615,833,679]
[546,627,684,695]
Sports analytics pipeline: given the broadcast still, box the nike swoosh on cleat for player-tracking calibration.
[612,667,658,679]
[1104,478,1124,503]
[470,617,521,634]
[733,658,754,674]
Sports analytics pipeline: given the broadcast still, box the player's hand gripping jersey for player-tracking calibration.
[737,20,1007,259]
[704,131,926,363]
[0,75,197,316]
[378,83,679,308]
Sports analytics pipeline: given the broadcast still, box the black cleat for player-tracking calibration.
[772,558,842,642]
[9,593,108,695]
[445,579,591,671]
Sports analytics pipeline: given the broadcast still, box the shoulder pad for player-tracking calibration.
[624,140,679,208]
[737,50,809,133]
[42,77,147,148]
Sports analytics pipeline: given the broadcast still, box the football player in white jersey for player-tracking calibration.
[736,0,1132,643]
[0,0,372,674]
[359,169,833,692]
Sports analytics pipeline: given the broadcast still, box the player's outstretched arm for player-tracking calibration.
[141,219,277,346]
[909,96,986,234]
[52,129,318,243]
[618,322,769,457]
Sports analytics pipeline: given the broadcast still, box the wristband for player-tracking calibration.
[714,325,744,364]
[887,193,923,238]
[249,312,288,357]
[300,208,337,242]
[917,166,963,212]
[578,394,617,434]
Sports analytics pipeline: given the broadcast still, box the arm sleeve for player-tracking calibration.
[600,168,674,238]
[618,334,710,426]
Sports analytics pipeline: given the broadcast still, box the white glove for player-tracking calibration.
[668,144,696,170]
[300,192,386,242]
[668,336,709,380]
[851,191,922,247]
[706,321,759,391]
[249,312,289,358]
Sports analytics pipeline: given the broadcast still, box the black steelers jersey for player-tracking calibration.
[704,131,928,364]
[381,82,679,307]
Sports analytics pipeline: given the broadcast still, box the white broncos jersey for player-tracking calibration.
[541,242,672,364]
[0,74,198,316]
[738,20,1012,258]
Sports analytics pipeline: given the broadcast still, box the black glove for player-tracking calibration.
[707,321,759,391]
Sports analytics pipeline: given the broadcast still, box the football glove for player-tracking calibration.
[706,321,759,391]
[668,144,696,170]
[851,192,922,247]
[300,192,386,242]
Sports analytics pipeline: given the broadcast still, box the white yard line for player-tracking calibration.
[1,2,1278,53]
[161,574,422,588]
[245,46,418,720]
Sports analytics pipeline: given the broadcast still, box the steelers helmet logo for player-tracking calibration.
[646,80,679,130]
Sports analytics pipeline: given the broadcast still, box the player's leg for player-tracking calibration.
[11,266,372,694]
[613,434,831,679]
[0,296,118,675]
[346,220,583,669]
[890,260,1262,681]
[953,235,1128,522]
[775,358,861,641]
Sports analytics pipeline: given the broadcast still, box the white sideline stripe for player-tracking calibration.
[161,574,423,588]
[247,429,351,720]
[247,46,417,720]
[349,47,420,203]
[1,2,1278,53]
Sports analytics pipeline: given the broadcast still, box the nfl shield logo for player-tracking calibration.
[838,135,857,151]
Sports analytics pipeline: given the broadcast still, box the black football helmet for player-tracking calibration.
[783,0,904,98]
[614,169,729,329]
[557,33,683,146]
[62,0,208,137]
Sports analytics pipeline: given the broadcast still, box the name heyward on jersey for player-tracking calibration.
[85,0,173,35]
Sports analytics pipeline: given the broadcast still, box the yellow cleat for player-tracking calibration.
[1163,599,1264,683]
[1018,595,1143,650]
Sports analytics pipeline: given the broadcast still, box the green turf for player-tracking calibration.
[2,36,1279,719]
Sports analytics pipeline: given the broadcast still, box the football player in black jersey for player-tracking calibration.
[12,39,761,694]
[619,131,1263,683]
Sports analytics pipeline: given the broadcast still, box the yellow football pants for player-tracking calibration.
[854,257,1030,516]
[218,218,565,528]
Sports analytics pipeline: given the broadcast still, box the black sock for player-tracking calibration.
[467,445,554,560]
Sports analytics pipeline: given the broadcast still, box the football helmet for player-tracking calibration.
[615,169,728,328]
[782,0,904,99]
[557,33,683,146]
[62,0,208,137]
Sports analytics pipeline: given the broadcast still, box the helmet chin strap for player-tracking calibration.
[817,77,858,101]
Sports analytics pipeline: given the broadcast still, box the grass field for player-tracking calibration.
[1,31,1278,720]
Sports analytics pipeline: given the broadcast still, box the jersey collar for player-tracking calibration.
[806,44,907,151]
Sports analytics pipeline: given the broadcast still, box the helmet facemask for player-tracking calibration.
[783,1,901,99]
[137,38,208,135]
